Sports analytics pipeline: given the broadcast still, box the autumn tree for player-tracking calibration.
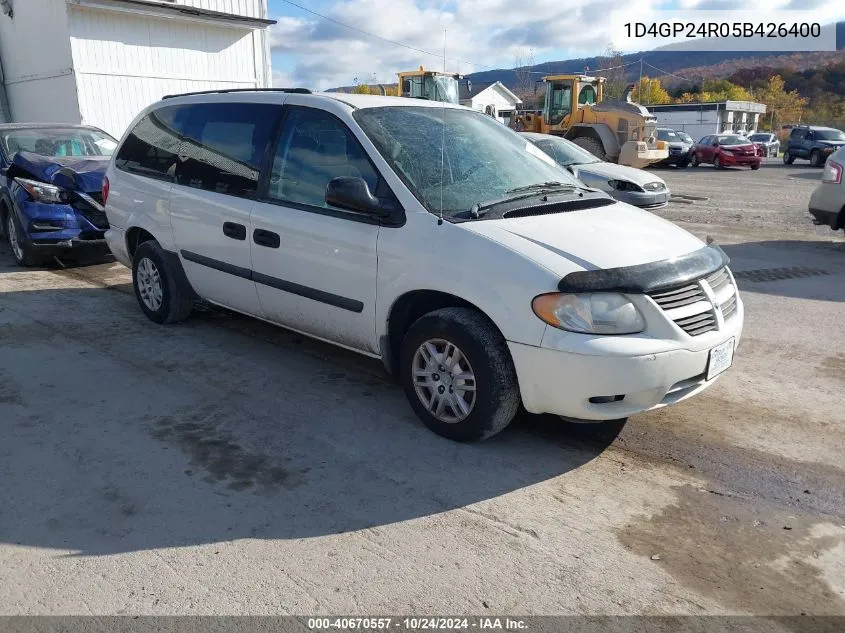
[597,43,627,100]
[352,83,372,94]
[753,74,808,131]
[631,76,671,105]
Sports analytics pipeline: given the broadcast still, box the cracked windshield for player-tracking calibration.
[354,106,582,217]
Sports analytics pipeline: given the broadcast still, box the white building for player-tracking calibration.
[459,81,522,125]
[647,101,767,141]
[0,0,274,138]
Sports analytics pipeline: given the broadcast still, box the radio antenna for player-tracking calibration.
[438,27,446,226]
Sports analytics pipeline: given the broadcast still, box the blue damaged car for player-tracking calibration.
[0,124,117,267]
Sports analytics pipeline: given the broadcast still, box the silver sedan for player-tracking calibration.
[521,132,670,209]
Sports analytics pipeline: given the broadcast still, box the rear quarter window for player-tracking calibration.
[176,102,282,199]
[115,106,185,180]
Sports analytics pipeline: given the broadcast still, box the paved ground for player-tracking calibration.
[1,158,844,617]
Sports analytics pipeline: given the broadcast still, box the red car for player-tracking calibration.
[691,134,762,170]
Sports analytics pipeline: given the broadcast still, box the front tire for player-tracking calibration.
[714,155,723,169]
[399,307,520,442]
[810,150,823,168]
[132,240,193,324]
[690,153,699,167]
[4,209,44,267]
[570,136,607,161]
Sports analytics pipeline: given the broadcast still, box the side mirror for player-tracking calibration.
[326,177,389,217]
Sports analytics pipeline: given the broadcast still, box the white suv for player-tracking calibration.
[104,89,744,441]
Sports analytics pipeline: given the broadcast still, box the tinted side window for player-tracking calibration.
[115,106,185,180]
[176,102,281,199]
[268,108,379,208]
[790,129,805,140]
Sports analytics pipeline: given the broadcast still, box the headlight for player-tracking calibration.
[14,177,68,204]
[532,292,646,335]
[721,150,734,156]
[608,179,641,192]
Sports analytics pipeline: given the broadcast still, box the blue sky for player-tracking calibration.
[266,0,844,90]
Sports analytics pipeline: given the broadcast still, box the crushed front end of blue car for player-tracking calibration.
[6,151,110,259]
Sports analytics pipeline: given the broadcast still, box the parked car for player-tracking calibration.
[808,146,844,233]
[784,125,845,167]
[691,134,762,170]
[104,91,743,442]
[521,132,670,209]
[655,128,694,167]
[748,132,779,157]
[0,124,116,267]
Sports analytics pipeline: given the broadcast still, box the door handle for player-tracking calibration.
[223,222,246,240]
[253,228,280,249]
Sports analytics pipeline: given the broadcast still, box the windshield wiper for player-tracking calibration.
[505,181,570,194]
[469,183,586,219]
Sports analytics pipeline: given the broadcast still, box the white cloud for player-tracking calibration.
[269,0,844,90]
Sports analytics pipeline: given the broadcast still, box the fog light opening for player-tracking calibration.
[589,395,625,404]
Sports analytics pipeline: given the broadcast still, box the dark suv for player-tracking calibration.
[784,125,845,167]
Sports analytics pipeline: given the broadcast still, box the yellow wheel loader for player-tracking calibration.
[512,75,668,168]
[397,67,467,105]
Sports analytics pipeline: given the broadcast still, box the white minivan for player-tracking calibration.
[104,90,743,441]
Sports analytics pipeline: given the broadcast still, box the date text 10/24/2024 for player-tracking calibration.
[307,618,528,630]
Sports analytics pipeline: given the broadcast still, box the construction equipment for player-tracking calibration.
[397,67,468,105]
[511,75,668,168]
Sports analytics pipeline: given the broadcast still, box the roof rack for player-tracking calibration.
[162,88,312,100]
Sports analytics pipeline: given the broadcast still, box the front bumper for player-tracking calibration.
[611,190,670,209]
[508,307,744,420]
[721,154,761,167]
[809,184,844,230]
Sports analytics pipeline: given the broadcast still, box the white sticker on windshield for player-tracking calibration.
[525,141,557,167]
[95,138,118,152]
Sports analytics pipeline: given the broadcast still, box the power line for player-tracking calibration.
[642,60,696,82]
[278,0,696,84]
[276,0,496,71]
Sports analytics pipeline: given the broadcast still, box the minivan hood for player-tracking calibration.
[461,201,704,277]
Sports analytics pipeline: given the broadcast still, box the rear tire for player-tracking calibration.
[132,240,193,324]
[399,307,520,442]
[810,150,823,168]
[690,153,699,167]
[4,209,45,267]
[783,152,794,165]
[570,136,607,161]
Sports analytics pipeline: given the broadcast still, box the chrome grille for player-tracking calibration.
[649,283,705,310]
[648,266,738,336]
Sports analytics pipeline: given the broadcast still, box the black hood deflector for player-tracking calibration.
[558,245,729,294]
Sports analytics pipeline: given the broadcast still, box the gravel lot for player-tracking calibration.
[1,158,844,618]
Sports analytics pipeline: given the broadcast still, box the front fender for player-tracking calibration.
[375,213,552,349]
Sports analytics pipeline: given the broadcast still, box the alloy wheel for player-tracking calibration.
[7,214,23,261]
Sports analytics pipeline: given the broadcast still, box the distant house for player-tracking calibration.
[459,81,522,125]
[647,101,767,141]
[0,0,275,137]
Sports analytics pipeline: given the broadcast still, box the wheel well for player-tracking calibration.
[383,290,497,375]
[125,227,157,259]
[566,128,602,146]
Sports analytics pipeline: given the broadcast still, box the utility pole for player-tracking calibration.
[639,58,643,102]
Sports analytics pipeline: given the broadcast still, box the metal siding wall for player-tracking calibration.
[69,8,260,138]
[0,0,81,123]
[180,0,265,19]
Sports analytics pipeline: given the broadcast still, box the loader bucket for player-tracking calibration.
[618,141,669,169]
